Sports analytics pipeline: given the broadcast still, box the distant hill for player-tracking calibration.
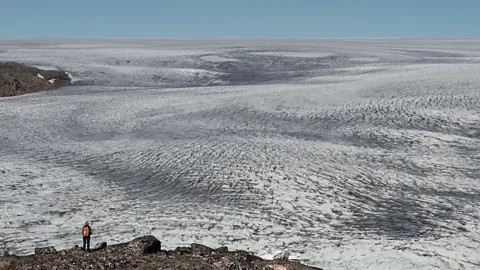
[0,62,71,97]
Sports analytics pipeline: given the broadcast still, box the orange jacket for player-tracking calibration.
[82,225,92,237]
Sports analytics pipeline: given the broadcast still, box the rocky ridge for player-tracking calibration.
[0,236,322,270]
[0,62,72,97]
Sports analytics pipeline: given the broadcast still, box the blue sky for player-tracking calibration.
[1,0,479,38]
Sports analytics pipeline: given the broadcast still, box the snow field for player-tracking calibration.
[1,38,480,269]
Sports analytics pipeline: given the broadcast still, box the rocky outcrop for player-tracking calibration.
[0,62,72,97]
[127,235,161,255]
[1,235,322,270]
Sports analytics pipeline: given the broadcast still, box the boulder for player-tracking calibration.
[191,243,214,255]
[34,246,57,255]
[174,246,192,255]
[127,236,161,255]
[94,242,108,251]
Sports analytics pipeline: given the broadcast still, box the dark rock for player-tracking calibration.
[226,261,263,270]
[127,235,161,254]
[34,246,57,255]
[191,243,214,255]
[174,246,193,255]
[216,246,229,253]
[230,250,261,262]
[94,242,107,251]
[223,251,263,270]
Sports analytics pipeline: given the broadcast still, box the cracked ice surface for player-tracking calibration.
[1,39,480,269]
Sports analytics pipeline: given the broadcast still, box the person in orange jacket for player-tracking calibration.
[82,221,92,251]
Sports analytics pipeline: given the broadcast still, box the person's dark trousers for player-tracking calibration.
[83,236,90,251]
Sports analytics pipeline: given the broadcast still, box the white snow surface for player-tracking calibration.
[36,74,44,79]
[251,51,332,58]
[32,65,58,71]
[201,55,240,62]
[1,38,480,269]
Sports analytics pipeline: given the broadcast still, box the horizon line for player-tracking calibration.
[1,36,480,40]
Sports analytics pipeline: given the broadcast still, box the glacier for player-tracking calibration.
[1,38,480,269]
